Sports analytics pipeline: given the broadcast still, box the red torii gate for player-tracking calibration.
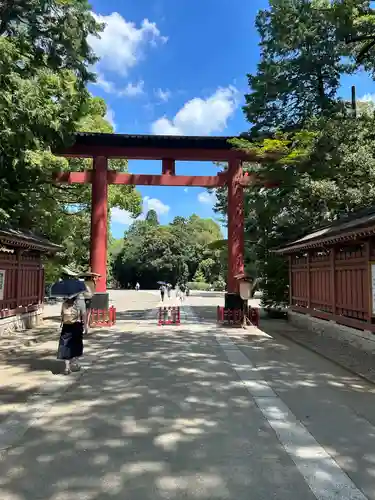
[54,132,271,303]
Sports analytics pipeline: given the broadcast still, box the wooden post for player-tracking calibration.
[365,240,372,322]
[351,85,357,118]
[330,247,336,315]
[38,263,45,305]
[90,156,108,293]
[307,252,311,309]
[16,249,23,309]
[227,159,245,293]
[288,255,293,306]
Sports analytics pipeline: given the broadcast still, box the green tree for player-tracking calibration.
[0,0,102,225]
[145,209,159,226]
[113,215,224,288]
[244,0,352,134]
[0,2,142,280]
[333,1,375,71]
[214,0,375,307]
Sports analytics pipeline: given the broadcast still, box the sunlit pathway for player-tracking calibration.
[0,292,373,499]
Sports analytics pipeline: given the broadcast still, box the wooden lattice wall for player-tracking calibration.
[0,250,44,318]
[289,241,373,331]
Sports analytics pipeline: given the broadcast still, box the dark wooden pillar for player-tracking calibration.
[90,156,108,293]
[307,251,311,309]
[330,247,336,315]
[16,249,23,309]
[227,159,244,294]
[365,240,371,322]
[288,255,293,306]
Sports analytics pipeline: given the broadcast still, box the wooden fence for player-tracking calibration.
[0,251,44,318]
[290,242,373,331]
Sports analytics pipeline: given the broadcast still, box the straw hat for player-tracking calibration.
[61,266,78,277]
[79,267,101,278]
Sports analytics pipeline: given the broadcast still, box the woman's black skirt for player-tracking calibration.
[57,322,84,360]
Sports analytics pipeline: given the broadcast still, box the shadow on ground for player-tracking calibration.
[1,302,375,498]
[190,304,375,385]
[0,324,347,499]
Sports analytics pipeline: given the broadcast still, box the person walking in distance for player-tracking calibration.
[80,271,99,333]
[135,282,140,291]
[57,294,87,375]
[179,282,186,302]
[160,284,166,302]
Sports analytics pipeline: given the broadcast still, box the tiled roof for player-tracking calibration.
[72,132,235,150]
[274,207,375,254]
[0,227,62,253]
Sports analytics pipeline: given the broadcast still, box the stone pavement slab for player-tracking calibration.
[0,319,319,500]
[0,307,335,500]
[0,324,132,452]
[260,317,375,384]
[0,291,160,426]
[0,295,374,499]
[209,320,375,500]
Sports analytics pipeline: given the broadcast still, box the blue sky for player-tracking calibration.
[87,0,375,239]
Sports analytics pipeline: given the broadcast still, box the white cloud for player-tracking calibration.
[111,196,169,227]
[155,88,171,102]
[152,117,180,135]
[198,191,216,205]
[105,107,116,130]
[95,73,116,93]
[111,208,136,225]
[120,80,145,97]
[89,12,167,76]
[151,86,239,136]
[144,196,170,215]
[95,74,144,98]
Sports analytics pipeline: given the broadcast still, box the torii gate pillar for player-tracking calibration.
[90,156,108,292]
[226,159,245,303]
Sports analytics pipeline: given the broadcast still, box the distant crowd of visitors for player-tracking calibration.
[159,282,189,302]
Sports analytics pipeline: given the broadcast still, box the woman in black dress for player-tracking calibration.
[57,294,87,375]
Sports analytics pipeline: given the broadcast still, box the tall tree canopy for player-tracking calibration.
[244,0,375,134]
[245,0,347,132]
[0,0,142,280]
[113,214,225,289]
[215,0,375,307]
[0,0,102,226]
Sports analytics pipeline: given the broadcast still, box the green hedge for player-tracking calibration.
[187,281,212,291]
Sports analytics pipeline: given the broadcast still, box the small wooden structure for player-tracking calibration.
[0,228,61,323]
[275,208,375,332]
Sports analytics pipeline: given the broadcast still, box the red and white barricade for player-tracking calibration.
[217,306,260,327]
[90,306,117,327]
[158,306,181,326]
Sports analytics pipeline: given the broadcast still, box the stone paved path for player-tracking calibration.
[0,291,374,499]
[0,291,159,424]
